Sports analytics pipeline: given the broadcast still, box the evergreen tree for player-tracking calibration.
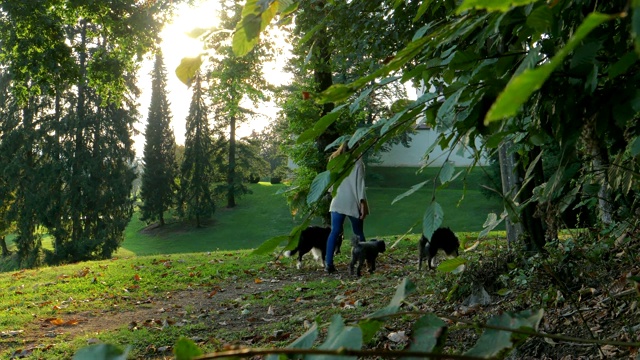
[140,50,178,226]
[179,73,216,227]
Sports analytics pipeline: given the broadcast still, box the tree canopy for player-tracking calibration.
[227,0,640,254]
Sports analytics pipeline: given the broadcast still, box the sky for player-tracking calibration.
[134,0,292,156]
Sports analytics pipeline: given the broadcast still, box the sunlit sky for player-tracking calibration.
[135,0,292,156]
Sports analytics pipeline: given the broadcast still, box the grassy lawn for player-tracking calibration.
[118,166,502,256]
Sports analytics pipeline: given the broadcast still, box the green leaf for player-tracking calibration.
[392,181,430,205]
[267,321,318,360]
[633,2,640,55]
[252,235,289,255]
[297,110,342,144]
[496,288,513,296]
[401,314,447,360]
[348,127,370,149]
[175,56,203,86]
[311,315,362,360]
[307,170,332,204]
[439,161,455,184]
[631,136,640,157]
[359,319,384,344]
[414,0,434,22]
[73,344,130,360]
[232,0,278,56]
[478,212,505,239]
[368,278,416,318]
[465,309,544,358]
[349,87,372,114]
[486,12,614,123]
[174,337,203,360]
[608,51,638,79]
[570,41,601,69]
[437,257,467,273]
[526,5,552,33]
[423,201,444,240]
[458,0,538,13]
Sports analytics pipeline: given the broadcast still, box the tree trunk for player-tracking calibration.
[498,141,522,247]
[582,115,613,225]
[517,146,546,252]
[0,236,10,257]
[313,25,338,225]
[227,114,237,208]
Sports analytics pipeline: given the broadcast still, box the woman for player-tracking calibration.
[324,142,369,273]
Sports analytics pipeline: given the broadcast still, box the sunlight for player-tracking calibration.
[135,1,291,156]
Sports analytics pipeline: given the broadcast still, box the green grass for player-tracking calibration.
[120,182,295,256]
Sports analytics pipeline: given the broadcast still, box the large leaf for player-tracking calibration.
[297,109,344,144]
[307,170,332,204]
[252,235,289,255]
[174,337,203,360]
[486,12,614,123]
[439,161,455,184]
[309,315,362,360]
[175,56,202,86]
[423,201,444,240]
[367,278,416,319]
[437,257,467,273]
[465,309,544,357]
[392,181,430,205]
[478,212,506,239]
[633,1,640,55]
[401,314,447,360]
[73,344,130,360]
[608,51,638,79]
[267,322,319,360]
[457,0,538,13]
[232,0,278,56]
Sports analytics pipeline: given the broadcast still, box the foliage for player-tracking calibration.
[0,1,169,266]
[178,74,216,228]
[230,0,640,254]
[139,50,179,227]
[206,0,273,208]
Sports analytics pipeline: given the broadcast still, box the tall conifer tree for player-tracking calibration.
[140,50,178,226]
[179,73,215,227]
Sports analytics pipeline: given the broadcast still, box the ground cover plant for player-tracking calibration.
[1,228,639,359]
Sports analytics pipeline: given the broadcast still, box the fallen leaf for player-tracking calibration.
[387,331,408,343]
[254,278,262,284]
[49,318,65,326]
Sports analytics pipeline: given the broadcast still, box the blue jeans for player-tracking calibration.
[325,211,365,267]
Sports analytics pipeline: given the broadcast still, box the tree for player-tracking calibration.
[140,50,179,227]
[179,73,216,228]
[0,1,167,265]
[205,0,272,208]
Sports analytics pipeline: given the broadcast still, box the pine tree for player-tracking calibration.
[140,50,178,226]
[179,73,215,227]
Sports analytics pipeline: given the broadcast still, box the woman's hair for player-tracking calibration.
[329,141,348,160]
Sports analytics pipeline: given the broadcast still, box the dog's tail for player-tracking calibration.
[284,248,298,257]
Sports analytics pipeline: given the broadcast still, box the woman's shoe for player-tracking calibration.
[325,264,337,274]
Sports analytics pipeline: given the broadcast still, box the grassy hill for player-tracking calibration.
[1,228,637,359]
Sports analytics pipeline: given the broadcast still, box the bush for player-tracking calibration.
[270,176,281,184]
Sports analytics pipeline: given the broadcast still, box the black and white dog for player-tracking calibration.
[349,236,386,277]
[284,226,343,269]
[419,227,460,270]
